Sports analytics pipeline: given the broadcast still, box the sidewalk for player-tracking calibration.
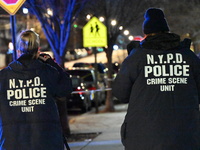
[67,104,128,150]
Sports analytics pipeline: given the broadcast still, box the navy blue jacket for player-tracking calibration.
[113,33,200,150]
[0,54,72,150]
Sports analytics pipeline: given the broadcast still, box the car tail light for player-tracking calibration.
[75,87,84,95]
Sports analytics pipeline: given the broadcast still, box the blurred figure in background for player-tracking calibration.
[6,42,14,66]
[126,40,140,55]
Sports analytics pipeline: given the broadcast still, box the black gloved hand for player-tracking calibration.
[38,53,52,62]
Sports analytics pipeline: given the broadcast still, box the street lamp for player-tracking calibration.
[119,26,123,30]
[113,45,119,50]
[111,20,117,26]
[23,8,28,14]
[23,8,30,29]
[99,16,105,22]
[86,14,91,20]
[124,30,129,35]
[129,35,134,41]
[47,8,53,16]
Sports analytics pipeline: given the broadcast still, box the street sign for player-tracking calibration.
[83,17,107,47]
[0,0,26,15]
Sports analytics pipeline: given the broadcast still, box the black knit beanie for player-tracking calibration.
[142,8,170,34]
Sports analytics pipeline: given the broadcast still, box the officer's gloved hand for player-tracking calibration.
[38,53,63,72]
[38,53,52,62]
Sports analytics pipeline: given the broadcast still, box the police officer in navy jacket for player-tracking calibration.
[0,30,72,150]
[113,8,200,150]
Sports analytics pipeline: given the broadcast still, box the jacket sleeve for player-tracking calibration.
[112,57,135,103]
[193,56,200,104]
[196,70,200,105]
[43,60,73,98]
[48,59,72,97]
[55,70,73,98]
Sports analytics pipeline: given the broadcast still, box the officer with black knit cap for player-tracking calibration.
[113,8,200,150]
[142,8,169,34]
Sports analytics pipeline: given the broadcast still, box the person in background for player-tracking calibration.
[6,42,14,66]
[0,30,72,150]
[126,40,140,55]
[113,8,200,150]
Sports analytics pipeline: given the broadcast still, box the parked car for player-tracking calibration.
[74,48,88,58]
[85,48,93,55]
[104,62,121,77]
[67,75,92,112]
[72,62,108,83]
[65,50,76,61]
[65,48,88,61]
[66,67,106,107]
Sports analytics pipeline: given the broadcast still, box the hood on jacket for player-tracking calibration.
[140,33,180,50]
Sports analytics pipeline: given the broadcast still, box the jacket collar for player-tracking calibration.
[8,54,42,72]
[140,33,180,50]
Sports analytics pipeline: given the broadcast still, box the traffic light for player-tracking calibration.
[73,24,78,28]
